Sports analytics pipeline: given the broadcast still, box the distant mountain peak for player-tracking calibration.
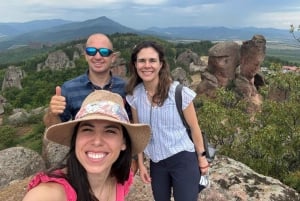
[0,16,296,52]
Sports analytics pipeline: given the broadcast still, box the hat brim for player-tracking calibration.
[45,114,151,156]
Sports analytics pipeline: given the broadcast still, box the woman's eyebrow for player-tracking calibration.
[104,124,121,130]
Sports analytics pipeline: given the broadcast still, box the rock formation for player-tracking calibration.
[196,41,240,97]
[192,35,266,112]
[1,66,26,91]
[177,49,203,67]
[234,35,266,99]
[0,147,45,188]
[110,52,127,79]
[37,50,76,71]
[171,67,190,87]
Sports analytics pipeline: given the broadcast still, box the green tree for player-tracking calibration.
[0,125,16,150]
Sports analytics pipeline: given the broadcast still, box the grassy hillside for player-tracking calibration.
[266,40,300,64]
[267,48,300,64]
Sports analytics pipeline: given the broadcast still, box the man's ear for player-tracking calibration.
[111,52,117,63]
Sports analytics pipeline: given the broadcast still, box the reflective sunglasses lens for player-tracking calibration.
[99,48,113,57]
[85,47,97,56]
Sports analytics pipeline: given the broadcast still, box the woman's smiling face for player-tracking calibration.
[75,119,126,174]
[135,47,162,83]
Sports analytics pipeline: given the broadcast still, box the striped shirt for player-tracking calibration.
[60,70,127,122]
[126,81,196,162]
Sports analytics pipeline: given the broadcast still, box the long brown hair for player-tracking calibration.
[126,41,172,106]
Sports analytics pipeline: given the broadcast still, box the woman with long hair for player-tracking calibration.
[126,41,209,201]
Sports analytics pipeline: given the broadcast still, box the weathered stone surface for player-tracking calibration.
[192,35,266,113]
[206,155,300,201]
[42,136,69,168]
[239,35,266,81]
[177,49,202,67]
[196,41,240,97]
[207,41,240,87]
[1,66,26,90]
[234,35,266,100]
[0,95,6,115]
[6,107,46,126]
[111,52,127,79]
[171,67,190,87]
[37,50,76,71]
[0,147,45,189]
[7,109,30,125]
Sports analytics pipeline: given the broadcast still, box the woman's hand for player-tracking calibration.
[138,163,152,184]
[198,155,209,175]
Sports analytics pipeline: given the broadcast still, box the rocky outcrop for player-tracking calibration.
[204,156,300,201]
[1,66,26,91]
[171,67,191,86]
[0,147,45,188]
[174,53,207,90]
[192,35,266,113]
[37,50,76,71]
[6,107,46,126]
[196,41,240,97]
[177,49,204,67]
[234,35,266,99]
[0,95,6,115]
[42,138,69,168]
[208,41,240,87]
[111,52,127,79]
[73,43,85,60]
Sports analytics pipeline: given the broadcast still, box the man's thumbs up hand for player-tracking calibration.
[49,86,66,115]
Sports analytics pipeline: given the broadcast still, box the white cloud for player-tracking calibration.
[0,0,300,29]
[257,11,300,29]
[132,0,167,5]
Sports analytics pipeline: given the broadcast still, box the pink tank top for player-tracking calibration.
[27,170,134,201]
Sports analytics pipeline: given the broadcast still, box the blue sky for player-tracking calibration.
[1,0,300,30]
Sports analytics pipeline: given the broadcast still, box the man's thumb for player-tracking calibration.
[55,86,62,96]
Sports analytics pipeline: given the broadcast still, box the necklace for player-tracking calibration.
[144,84,158,107]
[145,88,154,99]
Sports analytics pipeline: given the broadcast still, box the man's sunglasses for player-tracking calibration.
[85,47,113,57]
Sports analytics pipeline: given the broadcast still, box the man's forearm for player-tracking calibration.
[43,110,62,128]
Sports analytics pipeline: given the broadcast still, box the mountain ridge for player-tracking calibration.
[0,16,142,51]
[0,16,296,51]
[0,19,73,37]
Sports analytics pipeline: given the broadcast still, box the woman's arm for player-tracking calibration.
[183,102,209,174]
[131,107,152,183]
[23,182,67,201]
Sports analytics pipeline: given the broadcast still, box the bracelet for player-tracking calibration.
[200,164,210,169]
[197,151,206,157]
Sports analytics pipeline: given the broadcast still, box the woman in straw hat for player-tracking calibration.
[22,90,151,201]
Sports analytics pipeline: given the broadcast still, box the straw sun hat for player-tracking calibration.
[45,90,151,155]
